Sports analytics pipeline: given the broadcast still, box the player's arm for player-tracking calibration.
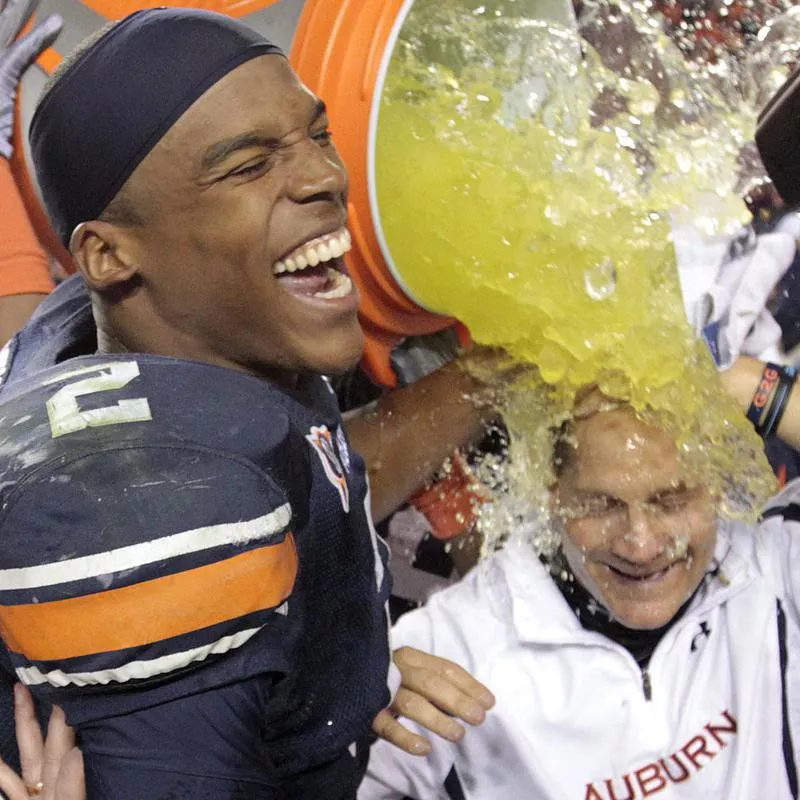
[719,356,800,450]
[0,0,62,346]
[343,356,499,524]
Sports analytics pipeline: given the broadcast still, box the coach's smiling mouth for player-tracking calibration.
[605,560,685,585]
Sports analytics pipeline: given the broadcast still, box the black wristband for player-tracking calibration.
[747,363,781,428]
[757,365,797,440]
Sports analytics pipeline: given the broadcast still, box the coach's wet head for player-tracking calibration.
[551,406,718,630]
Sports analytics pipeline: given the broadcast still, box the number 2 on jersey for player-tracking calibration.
[45,361,152,439]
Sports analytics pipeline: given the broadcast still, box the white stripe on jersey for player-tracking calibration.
[0,506,291,591]
[16,627,263,687]
[363,484,385,592]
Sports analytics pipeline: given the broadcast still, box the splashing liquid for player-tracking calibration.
[374,0,778,533]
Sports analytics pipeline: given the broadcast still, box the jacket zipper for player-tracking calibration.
[641,668,652,701]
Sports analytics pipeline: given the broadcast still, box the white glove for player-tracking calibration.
[0,0,62,159]
[675,217,798,369]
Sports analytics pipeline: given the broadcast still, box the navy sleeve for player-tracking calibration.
[0,442,298,726]
[80,676,283,799]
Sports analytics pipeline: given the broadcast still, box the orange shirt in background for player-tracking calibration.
[0,157,54,298]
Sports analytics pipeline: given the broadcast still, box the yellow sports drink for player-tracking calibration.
[373,0,776,516]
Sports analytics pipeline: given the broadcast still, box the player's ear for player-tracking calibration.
[70,221,140,291]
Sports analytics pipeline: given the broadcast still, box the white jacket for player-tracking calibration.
[360,484,800,800]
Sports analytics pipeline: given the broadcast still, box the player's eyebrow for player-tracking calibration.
[201,132,279,172]
[201,101,329,173]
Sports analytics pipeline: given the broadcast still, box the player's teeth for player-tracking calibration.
[274,228,353,275]
[332,274,353,298]
[313,270,352,299]
[329,238,344,258]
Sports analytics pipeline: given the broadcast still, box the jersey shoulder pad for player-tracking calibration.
[0,358,300,710]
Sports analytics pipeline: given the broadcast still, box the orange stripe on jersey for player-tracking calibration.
[0,534,297,662]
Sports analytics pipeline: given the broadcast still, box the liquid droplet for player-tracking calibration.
[584,258,618,301]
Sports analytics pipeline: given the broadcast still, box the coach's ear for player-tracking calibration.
[70,221,139,291]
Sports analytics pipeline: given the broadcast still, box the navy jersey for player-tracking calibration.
[0,276,392,797]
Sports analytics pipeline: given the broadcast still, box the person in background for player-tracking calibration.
[0,0,60,347]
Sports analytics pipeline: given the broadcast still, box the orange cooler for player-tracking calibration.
[292,0,470,388]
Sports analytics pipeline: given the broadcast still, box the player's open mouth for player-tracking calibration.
[273,227,353,300]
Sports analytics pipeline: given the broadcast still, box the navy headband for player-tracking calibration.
[30,7,285,245]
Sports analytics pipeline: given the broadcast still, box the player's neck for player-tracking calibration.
[96,327,130,355]
[96,326,301,390]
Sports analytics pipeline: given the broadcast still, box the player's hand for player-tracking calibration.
[0,684,84,800]
[371,646,494,756]
[0,0,63,160]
